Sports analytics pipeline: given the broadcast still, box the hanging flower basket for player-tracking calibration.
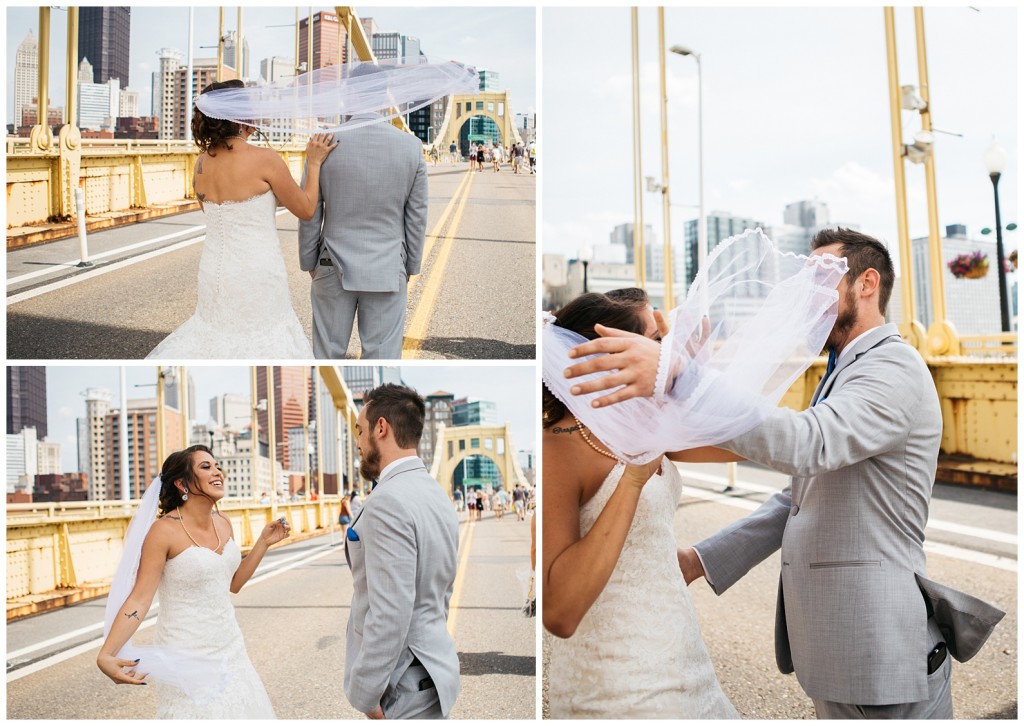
[948,251,989,279]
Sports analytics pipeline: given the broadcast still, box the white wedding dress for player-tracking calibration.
[147,190,313,359]
[547,460,738,719]
[153,539,276,719]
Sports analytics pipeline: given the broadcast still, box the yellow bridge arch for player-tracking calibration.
[429,423,529,493]
[434,91,522,152]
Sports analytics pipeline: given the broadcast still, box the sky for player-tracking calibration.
[543,6,1018,275]
[6,5,536,126]
[42,364,537,472]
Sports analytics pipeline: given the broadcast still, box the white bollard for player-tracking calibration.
[75,188,93,267]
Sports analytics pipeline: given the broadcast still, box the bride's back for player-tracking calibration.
[193,140,273,205]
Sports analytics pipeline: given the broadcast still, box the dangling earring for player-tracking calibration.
[182,488,189,502]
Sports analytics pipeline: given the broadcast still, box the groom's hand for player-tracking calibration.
[677,547,706,586]
[563,325,661,407]
[366,706,386,719]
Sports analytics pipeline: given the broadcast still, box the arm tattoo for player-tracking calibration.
[552,425,581,434]
[124,610,140,621]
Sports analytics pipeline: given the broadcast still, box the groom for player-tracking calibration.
[299,75,428,360]
[344,384,460,719]
[563,228,1004,718]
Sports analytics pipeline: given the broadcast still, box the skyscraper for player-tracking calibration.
[78,388,112,500]
[153,48,181,139]
[257,367,309,470]
[78,7,131,88]
[223,30,251,80]
[299,11,345,72]
[14,30,38,129]
[260,56,294,84]
[683,211,765,287]
[104,400,182,500]
[173,59,224,140]
[210,393,251,432]
[7,367,48,438]
[421,391,455,470]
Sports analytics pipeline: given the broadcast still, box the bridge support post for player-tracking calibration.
[57,523,78,588]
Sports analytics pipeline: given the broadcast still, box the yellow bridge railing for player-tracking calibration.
[6,498,339,619]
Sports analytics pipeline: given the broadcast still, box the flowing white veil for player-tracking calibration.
[195,56,479,135]
[543,229,848,464]
[103,476,226,703]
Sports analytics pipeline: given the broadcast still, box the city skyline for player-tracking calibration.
[6,6,536,128]
[39,366,536,474]
[543,6,1017,277]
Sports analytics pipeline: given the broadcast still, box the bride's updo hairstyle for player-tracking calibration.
[542,288,651,429]
[158,444,215,516]
[192,79,246,155]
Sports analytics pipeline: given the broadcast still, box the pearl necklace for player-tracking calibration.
[573,416,620,462]
[176,507,223,552]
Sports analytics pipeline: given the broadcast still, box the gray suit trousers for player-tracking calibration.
[311,263,407,360]
[381,663,446,720]
[812,618,953,719]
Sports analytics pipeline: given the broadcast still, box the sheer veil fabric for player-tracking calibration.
[195,57,479,135]
[543,229,848,464]
[102,477,227,704]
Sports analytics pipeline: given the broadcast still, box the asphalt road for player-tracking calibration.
[6,513,536,719]
[6,164,535,360]
[542,462,1017,719]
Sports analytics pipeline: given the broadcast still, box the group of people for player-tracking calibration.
[458,484,532,522]
[466,141,535,174]
[99,384,464,720]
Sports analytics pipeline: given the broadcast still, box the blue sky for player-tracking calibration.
[42,365,537,472]
[7,5,536,126]
[543,6,1018,272]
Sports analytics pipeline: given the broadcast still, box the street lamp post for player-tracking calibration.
[579,245,593,293]
[670,45,705,284]
[984,139,1010,333]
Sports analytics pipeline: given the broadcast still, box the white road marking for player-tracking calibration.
[677,469,1017,545]
[679,482,1017,573]
[6,541,334,680]
[7,225,207,286]
[7,209,289,304]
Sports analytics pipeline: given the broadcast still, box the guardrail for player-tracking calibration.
[6,498,339,601]
[6,138,308,231]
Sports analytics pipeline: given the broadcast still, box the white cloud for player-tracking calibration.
[58,406,75,419]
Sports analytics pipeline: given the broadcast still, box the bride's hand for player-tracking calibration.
[621,457,664,491]
[259,517,291,547]
[306,132,338,166]
[96,653,148,685]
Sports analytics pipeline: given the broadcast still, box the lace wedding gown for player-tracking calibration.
[547,460,738,719]
[153,539,275,719]
[146,190,313,359]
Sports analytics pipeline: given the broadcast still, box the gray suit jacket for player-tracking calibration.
[299,113,428,292]
[695,323,1004,705]
[343,458,461,716]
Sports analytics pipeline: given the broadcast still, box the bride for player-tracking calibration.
[543,289,740,719]
[96,445,290,718]
[146,79,337,359]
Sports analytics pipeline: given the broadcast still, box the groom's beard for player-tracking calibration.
[359,437,382,482]
[824,285,858,353]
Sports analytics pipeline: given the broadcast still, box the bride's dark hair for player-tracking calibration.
[158,445,215,516]
[542,288,650,429]
[192,79,246,155]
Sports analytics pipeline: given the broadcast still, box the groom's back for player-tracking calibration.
[321,119,422,238]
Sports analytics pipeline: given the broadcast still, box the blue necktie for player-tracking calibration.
[817,348,837,405]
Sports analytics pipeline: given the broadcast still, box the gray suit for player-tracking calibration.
[695,323,1004,713]
[299,112,428,360]
[343,458,461,719]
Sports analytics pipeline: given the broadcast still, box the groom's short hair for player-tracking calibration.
[811,227,895,315]
[362,384,425,449]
